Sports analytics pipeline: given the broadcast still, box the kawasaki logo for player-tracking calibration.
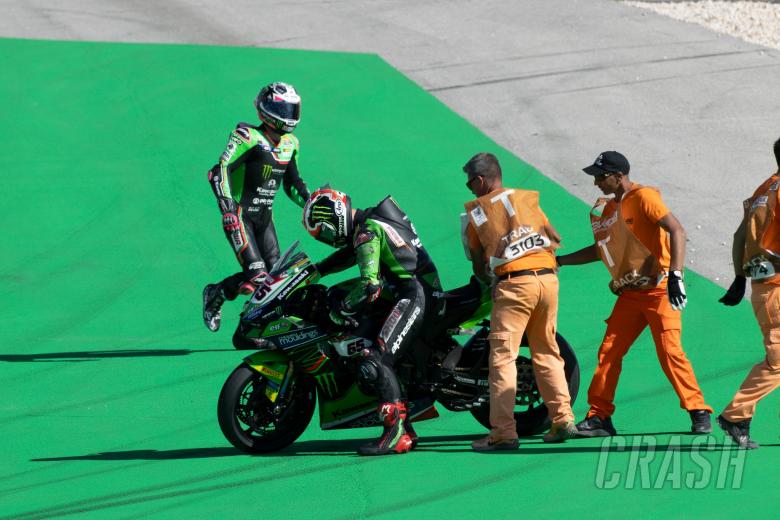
[277,270,310,300]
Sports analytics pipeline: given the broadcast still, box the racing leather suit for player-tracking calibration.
[317,196,442,403]
[208,122,309,300]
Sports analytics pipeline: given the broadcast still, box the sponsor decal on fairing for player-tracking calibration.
[276,328,325,348]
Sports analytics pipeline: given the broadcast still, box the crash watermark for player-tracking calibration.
[595,436,747,490]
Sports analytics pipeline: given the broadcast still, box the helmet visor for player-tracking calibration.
[316,223,338,246]
[263,98,300,121]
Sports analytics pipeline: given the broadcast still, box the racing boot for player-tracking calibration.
[202,283,225,332]
[402,400,419,449]
[357,401,413,456]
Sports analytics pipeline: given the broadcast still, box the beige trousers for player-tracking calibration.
[488,272,574,440]
[722,282,780,421]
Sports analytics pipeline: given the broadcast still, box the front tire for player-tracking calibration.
[471,332,580,436]
[217,365,316,453]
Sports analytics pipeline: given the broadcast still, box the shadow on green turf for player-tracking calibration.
[32,448,244,461]
[0,349,231,362]
[35,435,773,462]
[420,440,780,454]
[29,435,484,461]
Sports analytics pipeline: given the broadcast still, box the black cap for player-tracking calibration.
[583,151,630,176]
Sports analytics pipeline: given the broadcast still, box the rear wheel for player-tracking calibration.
[470,332,580,436]
[217,365,316,453]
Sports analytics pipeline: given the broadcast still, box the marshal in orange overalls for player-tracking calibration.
[586,184,712,419]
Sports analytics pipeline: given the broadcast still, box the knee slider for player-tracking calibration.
[247,261,267,275]
[357,355,381,395]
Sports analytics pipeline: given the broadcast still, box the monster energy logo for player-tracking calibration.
[315,373,338,397]
[262,164,273,180]
[311,207,333,222]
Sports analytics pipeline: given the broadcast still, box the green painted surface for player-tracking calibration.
[0,38,777,519]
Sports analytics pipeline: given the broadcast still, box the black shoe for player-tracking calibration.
[202,284,225,332]
[689,410,712,434]
[543,421,578,443]
[471,435,519,451]
[575,415,617,437]
[716,415,759,449]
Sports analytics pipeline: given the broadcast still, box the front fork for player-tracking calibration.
[244,350,294,403]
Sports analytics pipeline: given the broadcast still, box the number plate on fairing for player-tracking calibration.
[332,336,373,357]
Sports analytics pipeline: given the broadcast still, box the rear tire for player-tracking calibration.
[471,332,580,436]
[218,365,316,453]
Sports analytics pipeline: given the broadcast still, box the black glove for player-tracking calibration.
[667,270,687,310]
[325,288,358,327]
[329,304,358,327]
[217,195,238,215]
[364,283,382,304]
[719,275,746,306]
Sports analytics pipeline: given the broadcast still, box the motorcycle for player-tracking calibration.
[217,242,580,453]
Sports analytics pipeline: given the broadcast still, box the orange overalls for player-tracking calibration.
[722,173,780,421]
[586,184,712,419]
[465,188,574,440]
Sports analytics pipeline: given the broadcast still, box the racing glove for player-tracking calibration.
[667,270,687,311]
[718,275,746,306]
[329,304,359,328]
[324,286,358,327]
[364,283,382,304]
[222,211,241,232]
[217,195,237,215]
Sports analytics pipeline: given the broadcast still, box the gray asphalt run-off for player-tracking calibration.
[3,0,779,286]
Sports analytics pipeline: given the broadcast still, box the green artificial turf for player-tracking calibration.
[0,38,776,519]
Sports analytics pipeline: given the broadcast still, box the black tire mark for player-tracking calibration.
[427,50,762,93]
[4,454,384,520]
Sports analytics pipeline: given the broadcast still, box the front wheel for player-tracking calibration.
[217,365,316,453]
[470,332,580,436]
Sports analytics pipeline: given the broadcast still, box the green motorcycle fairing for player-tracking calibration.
[236,241,494,429]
